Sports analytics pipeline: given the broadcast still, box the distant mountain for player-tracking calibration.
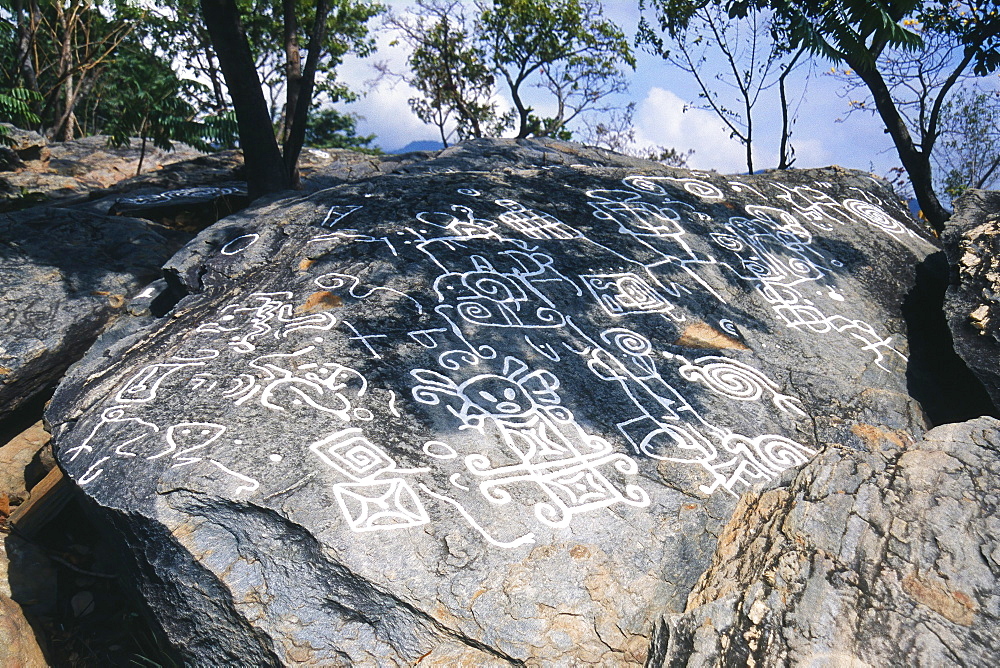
[390,139,445,154]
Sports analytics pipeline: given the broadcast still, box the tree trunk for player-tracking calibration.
[852,59,950,232]
[282,0,330,187]
[281,0,301,145]
[777,47,803,170]
[55,74,76,141]
[504,72,530,138]
[13,0,40,95]
[201,0,290,197]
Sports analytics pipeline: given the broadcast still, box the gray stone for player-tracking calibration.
[942,190,1000,411]
[0,123,49,164]
[650,416,1000,666]
[0,134,203,208]
[0,421,52,504]
[47,139,939,664]
[108,182,250,231]
[0,207,187,419]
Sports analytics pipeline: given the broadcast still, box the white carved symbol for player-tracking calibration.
[494,199,579,240]
[433,252,570,329]
[411,356,649,528]
[310,428,430,532]
[319,204,363,228]
[580,273,675,318]
[677,356,806,416]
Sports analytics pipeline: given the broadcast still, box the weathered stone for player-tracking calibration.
[0,134,203,208]
[0,421,52,504]
[650,416,1000,666]
[0,124,50,164]
[0,534,54,668]
[0,596,48,668]
[0,207,187,420]
[108,182,250,231]
[0,146,27,172]
[943,190,1000,411]
[47,139,939,664]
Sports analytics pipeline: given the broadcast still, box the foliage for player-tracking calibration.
[97,40,240,173]
[639,1,808,172]
[816,2,1000,228]
[390,0,633,142]
[644,145,695,167]
[935,86,1000,199]
[0,86,41,145]
[387,0,505,147]
[305,107,377,149]
[706,0,1000,230]
[480,0,635,139]
[723,0,925,65]
[1,0,141,140]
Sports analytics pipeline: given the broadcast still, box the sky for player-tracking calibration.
[330,1,990,179]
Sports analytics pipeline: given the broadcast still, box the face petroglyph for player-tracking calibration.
[57,170,924,552]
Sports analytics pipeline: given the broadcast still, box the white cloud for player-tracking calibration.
[329,27,441,151]
[633,87,752,173]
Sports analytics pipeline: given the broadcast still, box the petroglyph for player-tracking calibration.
[60,171,924,546]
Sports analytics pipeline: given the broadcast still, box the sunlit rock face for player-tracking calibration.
[944,190,1000,413]
[47,139,942,665]
[0,207,184,420]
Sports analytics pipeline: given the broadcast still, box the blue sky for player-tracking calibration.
[332,1,989,178]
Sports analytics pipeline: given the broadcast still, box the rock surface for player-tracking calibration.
[47,139,941,664]
[0,207,186,420]
[0,421,52,505]
[943,190,1000,411]
[0,124,50,165]
[0,133,202,207]
[650,416,1000,666]
[108,182,250,231]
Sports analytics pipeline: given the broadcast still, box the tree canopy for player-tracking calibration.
[0,0,996,217]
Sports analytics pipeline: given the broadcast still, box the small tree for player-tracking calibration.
[198,0,383,196]
[0,0,137,140]
[0,87,42,145]
[99,42,237,174]
[305,107,377,149]
[480,0,635,139]
[639,1,808,173]
[935,85,1000,199]
[726,0,1000,232]
[386,0,504,147]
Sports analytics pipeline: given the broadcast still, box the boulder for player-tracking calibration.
[0,146,27,173]
[108,182,250,231]
[0,207,187,420]
[44,136,203,188]
[650,416,1000,666]
[1,135,203,208]
[943,190,1000,411]
[0,123,50,164]
[47,139,940,664]
[0,421,53,505]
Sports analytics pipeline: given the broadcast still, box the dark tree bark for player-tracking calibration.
[13,0,40,96]
[850,58,950,233]
[200,0,290,197]
[281,0,302,145]
[777,47,804,170]
[281,0,330,187]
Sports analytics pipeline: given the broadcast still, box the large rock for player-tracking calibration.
[0,123,49,164]
[1,135,203,207]
[0,207,186,419]
[47,139,939,664]
[943,190,1000,411]
[650,416,1000,666]
[108,182,250,231]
